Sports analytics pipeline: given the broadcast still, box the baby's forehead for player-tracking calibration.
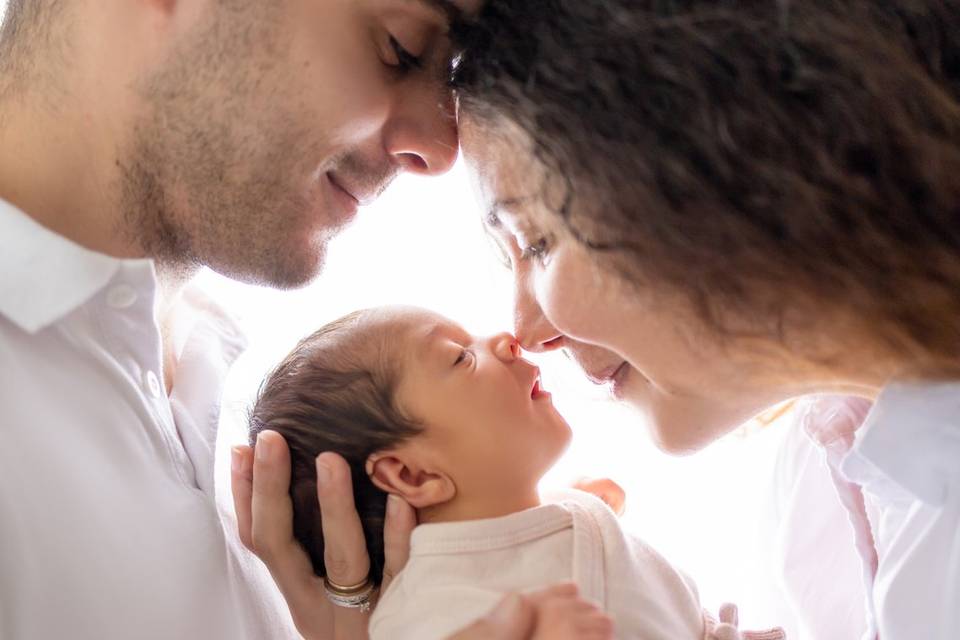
[363,306,466,357]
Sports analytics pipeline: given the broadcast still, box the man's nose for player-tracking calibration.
[384,85,458,176]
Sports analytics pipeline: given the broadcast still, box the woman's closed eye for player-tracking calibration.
[388,36,423,74]
[519,235,552,263]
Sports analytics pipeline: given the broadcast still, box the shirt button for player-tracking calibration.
[106,285,138,309]
[144,370,162,398]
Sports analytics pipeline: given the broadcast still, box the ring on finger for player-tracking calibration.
[324,575,375,613]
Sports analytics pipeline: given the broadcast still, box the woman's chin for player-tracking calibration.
[646,426,717,457]
[642,399,756,456]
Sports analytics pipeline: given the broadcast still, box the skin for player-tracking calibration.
[0,0,472,290]
[0,1,530,638]
[462,118,892,455]
[365,307,572,524]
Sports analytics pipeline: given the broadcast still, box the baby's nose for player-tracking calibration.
[491,333,521,361]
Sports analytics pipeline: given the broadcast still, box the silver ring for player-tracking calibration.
[323,577,375,613]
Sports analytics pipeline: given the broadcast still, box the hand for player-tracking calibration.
[231,431,417,640]
[447,584,613,640]
[572,477,626,516]
[707,603,786,640]
[528,583,614,640]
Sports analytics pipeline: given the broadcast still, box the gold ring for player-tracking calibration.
[324,575,373,595]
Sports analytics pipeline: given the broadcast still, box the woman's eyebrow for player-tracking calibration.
[410,0,464,25]
[484,196,534,229]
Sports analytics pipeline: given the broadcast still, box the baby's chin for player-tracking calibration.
[541,416,574,471]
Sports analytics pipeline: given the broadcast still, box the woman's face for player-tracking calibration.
[462,119,796,454]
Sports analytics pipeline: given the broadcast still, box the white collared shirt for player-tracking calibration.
[0,199,298,639]
[769,386,960,640]
[840,382,960,639]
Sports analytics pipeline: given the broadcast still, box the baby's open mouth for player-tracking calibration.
[530,371,550,400]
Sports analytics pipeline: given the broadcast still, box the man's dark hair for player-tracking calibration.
[453,0,960,371]
[248,310,422,585]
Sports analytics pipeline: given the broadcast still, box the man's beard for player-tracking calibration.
[115,3,329,289]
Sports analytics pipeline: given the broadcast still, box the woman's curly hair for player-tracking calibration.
[453,0,960,372]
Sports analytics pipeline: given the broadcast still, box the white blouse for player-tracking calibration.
[771,385,959,640]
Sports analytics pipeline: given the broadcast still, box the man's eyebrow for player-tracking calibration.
[412,0,464,25]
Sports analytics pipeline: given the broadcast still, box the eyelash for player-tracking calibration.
[454,349,472,366]
[389,36,423,74]
[519,236,551,263]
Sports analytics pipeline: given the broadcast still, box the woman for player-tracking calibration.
[233,1,960,638]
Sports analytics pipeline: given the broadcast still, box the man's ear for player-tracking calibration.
[365,452,455,509]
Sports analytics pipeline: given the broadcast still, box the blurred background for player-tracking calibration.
[0,0,803,633]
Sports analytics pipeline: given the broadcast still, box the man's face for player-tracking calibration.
[124,0,479,288]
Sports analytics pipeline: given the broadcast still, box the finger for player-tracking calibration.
[381,494,416,593]
[251,431,325,604]
[447,594,535,640]
[526,582,579,605]
[230,445,255,551]
[742,629,786,640]
[718,603,739,627]
[316,452,371,586]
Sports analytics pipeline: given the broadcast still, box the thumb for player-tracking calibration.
[447,594,535,640]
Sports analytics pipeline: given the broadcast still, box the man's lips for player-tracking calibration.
[327,171,388,207]
[326,172,360,206]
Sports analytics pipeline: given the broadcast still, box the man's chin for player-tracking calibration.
[208,247,327,290]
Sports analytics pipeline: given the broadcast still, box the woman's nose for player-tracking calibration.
[514,282,564,353]
[490,333,521,362]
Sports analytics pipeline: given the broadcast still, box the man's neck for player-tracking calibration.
[0,80,200,395]
[0,88,135,260]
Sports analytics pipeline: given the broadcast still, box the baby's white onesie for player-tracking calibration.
[370,489,708,639]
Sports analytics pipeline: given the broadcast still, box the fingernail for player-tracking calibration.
[387,494,402,516]
[255,432,272,462]
[231,447,243,473]
[490,593,523,626]
[316,458,331,485]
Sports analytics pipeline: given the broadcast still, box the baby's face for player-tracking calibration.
[390,307,572,509]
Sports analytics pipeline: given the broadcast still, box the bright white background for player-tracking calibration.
[1,0,801,633]
[201,164,799,634]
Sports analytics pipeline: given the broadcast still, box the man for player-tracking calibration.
[0,0,498,638]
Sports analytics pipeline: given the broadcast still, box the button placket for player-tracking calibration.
[106,284,138,310]
[101,269,196,489]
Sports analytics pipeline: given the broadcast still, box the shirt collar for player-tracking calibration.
[841,381,960,506]
[0,198,149,333]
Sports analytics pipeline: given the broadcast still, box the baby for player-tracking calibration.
[248,306,784,640]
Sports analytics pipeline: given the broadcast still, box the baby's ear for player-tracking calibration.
[366,452,455,509]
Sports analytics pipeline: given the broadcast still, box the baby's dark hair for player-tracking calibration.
[248,309,422,585]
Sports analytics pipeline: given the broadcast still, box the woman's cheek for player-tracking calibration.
[536,249,610,345]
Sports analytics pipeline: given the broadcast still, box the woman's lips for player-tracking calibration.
[608,361,630,398]
[585,361,630,397]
